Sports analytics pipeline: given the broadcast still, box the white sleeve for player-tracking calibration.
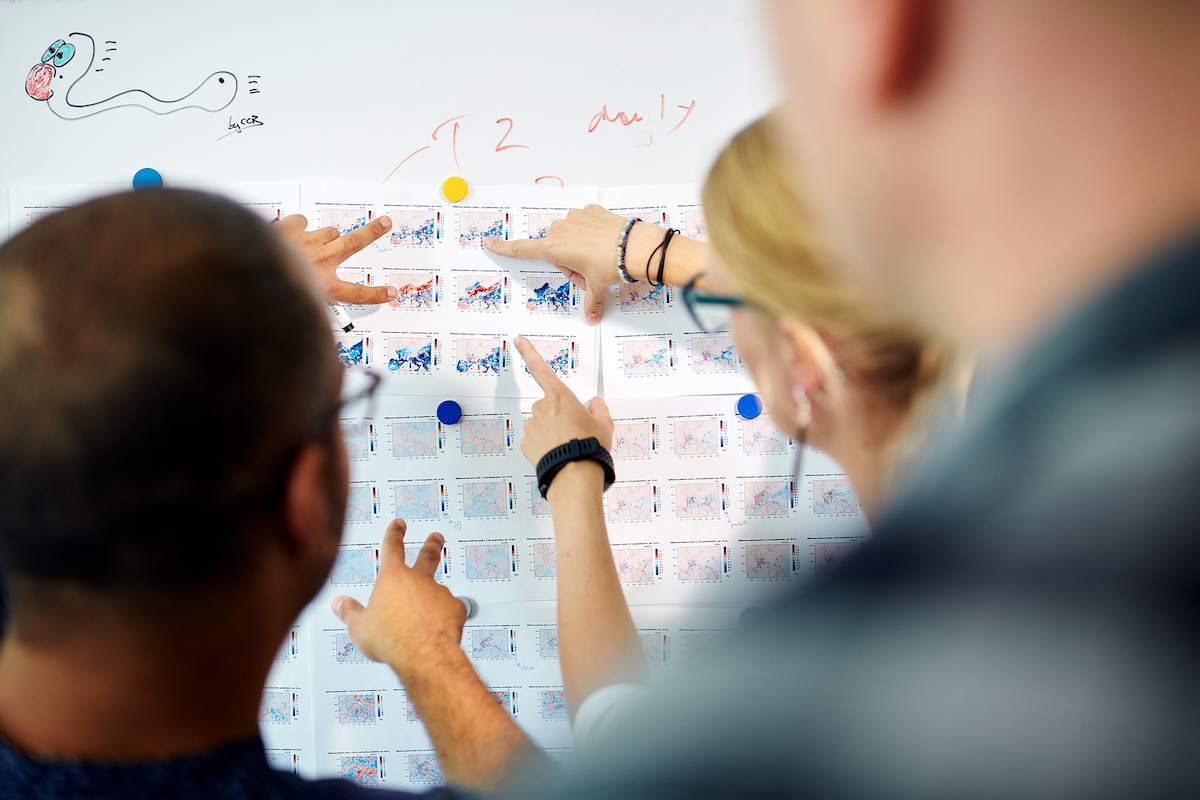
[571,682,654,755]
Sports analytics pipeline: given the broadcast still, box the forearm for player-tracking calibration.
[394,643,542,791]
[625,223,710,290]
[546,461,651,718]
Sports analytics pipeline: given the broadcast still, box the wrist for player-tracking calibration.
[625,222,667,281]
[546,459,605,507]
[387,632,467,689]
[663,235,706,289]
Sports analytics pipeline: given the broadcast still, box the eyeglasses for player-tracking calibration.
[311,367,380,441]
[681,274,750,333]
[682,275,808,480]
[259,367,381,513]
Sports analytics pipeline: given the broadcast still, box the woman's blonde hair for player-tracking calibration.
[703,115,947,413]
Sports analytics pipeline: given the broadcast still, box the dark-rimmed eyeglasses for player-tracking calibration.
[681,274,752,333]
[311,367,380,441]
[682,275,808,481]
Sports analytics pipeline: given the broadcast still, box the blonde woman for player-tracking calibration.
[500,115,955,744]
[493,116,950,524]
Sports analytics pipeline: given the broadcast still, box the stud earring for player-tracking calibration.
[791,387,810,485]
[793,386,812,430]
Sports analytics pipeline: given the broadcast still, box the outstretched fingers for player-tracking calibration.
[377,518,442,576]
[313,225,342,245]
[412,532,445,577]
[379,517,409,566]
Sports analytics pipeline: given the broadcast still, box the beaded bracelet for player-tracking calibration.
[616,217,641,284]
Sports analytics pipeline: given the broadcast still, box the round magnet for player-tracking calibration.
[437,399,462,425]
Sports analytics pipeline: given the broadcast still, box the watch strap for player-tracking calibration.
[536,437,616,499]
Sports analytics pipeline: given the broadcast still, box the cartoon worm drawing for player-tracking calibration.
[26,33,236,119]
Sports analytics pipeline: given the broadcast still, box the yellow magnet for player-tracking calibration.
[441,176,468,203]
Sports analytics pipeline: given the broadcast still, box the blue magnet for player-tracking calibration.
[131,168,163,190]
[736,393,763,419]
[437,400,462,425]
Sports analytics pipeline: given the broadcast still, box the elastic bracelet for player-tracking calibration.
[648,226,676,286]
[645,227,678,286]
[616,218,641,284]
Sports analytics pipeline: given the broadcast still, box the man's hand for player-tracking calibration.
[486,205,666,325]
[276,214,399,305]
[514,335,614,466]
[332,519,463,681]
[333,518,543,791]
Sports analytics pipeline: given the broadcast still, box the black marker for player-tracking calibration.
[327,302,354,333]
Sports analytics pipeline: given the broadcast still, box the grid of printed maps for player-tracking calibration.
[302,183,601,402]
[6,181,862,788]
[196,182,869,788]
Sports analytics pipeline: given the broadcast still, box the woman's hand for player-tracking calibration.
[486,205,666,325]
[514,335,613,466]
[276,213,399,305]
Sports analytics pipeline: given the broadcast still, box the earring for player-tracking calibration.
[792,386,812,430]
[791,386,810,484]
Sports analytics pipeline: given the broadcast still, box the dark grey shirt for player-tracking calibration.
[0,735,456,800]
[533,232,1200,799]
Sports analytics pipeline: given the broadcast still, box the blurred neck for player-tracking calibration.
[808,383,907,526]
[0,578,286,762]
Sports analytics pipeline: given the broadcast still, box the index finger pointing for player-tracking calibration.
[330,278,392,306]
[514,335,570,396]
[276,214,308,233]
[331,216,392,261]
[485,237,545,260]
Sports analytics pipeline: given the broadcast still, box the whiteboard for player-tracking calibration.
[0,0,781,226]
[0,1,823,783]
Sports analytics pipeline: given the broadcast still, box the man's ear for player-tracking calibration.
[852,0,943,105]
[279,443,342,561]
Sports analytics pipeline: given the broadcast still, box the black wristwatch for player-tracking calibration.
[536,437,616,499]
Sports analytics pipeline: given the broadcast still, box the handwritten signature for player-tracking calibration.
[217,114,263,141]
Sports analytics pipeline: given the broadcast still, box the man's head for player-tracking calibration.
[771,0,1200,349]
[0,190,345,634]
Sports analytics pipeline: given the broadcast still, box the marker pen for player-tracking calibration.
[327,301,354,332]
